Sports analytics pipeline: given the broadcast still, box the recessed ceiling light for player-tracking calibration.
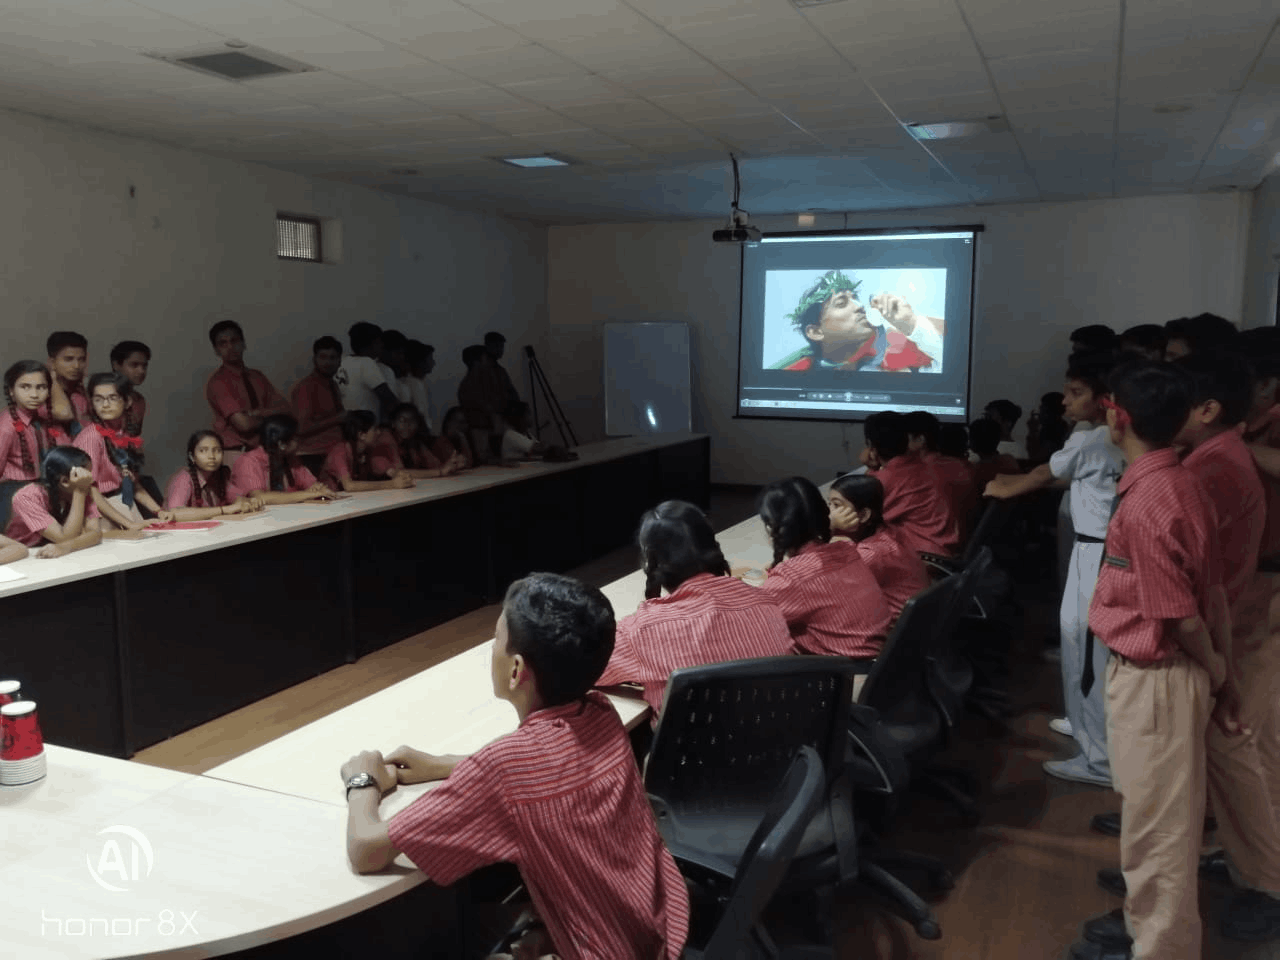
[1153,103,1192,114]
[499,155,570,168]
[907,116,1008,140]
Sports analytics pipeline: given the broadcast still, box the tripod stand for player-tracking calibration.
[525,346,577,449]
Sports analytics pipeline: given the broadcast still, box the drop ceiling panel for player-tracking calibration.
[130,0,310,33]
[498,75,630,107]
[408,85,531,113]
[286,0,476,45]
[465,108,587,135]
[967,8,1120,60]
[1124,0,1278,43]
[1121,32,1264,102]
[834,33,988,76]
[623,0,777,31]
[249,72,380,104]
[338,95,441,123]
[861,66,995,106]
[557,98,680,130]
[892,91,1007,124]
[694,113,812,147]
[399,20,526,60]
[337,62,475,95]
[649,87,771,121]
[431,44,589,86]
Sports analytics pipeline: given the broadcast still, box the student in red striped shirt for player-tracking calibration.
[861,411,962,557]
[163,430,264,521]
[340,572,690,960]
[1071,359,1245,960]
[322,411,415,493]
[5,446,103,558]
[229,414,337,505]
[46,331,90,434]
[0,361,66,482]
[828,473,930,623]
[756,476,892,665]
[110,340,151,437]
[596,500,791,715]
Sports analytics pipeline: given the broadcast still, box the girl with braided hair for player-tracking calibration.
[593,500,790,717]
[772,269,945,373]
[163,430,264,520]
[387,403,467,479]
[229,414,337,505]
[5,446,104,558]
[73,372,167,529]
[322,410,415,493]
[757,476,892,665]
[0,361,67,481]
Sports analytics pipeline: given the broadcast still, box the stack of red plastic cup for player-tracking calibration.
[0,680,20,705]
[1,700,46,785]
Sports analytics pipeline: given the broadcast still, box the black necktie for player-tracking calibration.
[242,370,261,411]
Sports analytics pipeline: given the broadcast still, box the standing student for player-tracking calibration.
[110,340,151,436]
[336,322,397,422]
[986,350,1122,787]
[339,572,690,960]
[164,430,264,520]
[323,411,415,493]
[46,331,90,432]
[205,320,291,460]
[861,411,962,557]
[386,404,465,479]
[0,361,65,481]
[379,330,412,404]
[968,418,1021,493]
[291,336,347,477]
[1069,359,1242,960]
[1070,324,1118,354]
[74,373,171,527]
[229,414,336,505]
[1118,325,1167,361]
[1026,392,1072,463]
[457,345,506,462]
[1170,350,1280,940]
[828,473,930,622]
[984,400,1028,460]
[484,332,522,413]
[1163,312,1238,361]
[756,476,892,664]
[596,500,791,715]
[405,340,436,430]
[5,446,103,558]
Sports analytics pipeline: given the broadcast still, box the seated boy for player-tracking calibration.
[861,411,961,557]
[47,331,90,433]
[986,350,1122,787]
[340,572,690,960]
[1067,359,1242,960]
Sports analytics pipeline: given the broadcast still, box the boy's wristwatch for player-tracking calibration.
[345,772,379,799]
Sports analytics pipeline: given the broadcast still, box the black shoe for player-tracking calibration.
[1083,909,1132,950]
[1090,812,1121,837]
[1201,849,1231,883]
[1067,939,1131,960]
[1089,811,1216,838]
[1220,889,1280,942]
[1097,867,1125,897]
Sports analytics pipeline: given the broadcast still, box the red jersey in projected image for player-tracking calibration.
[785,326,934,372]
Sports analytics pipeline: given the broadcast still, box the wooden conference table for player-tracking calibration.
[2,504,783,960]
[0,434,708,758]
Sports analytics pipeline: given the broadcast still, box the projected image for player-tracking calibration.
[763,268,947,374]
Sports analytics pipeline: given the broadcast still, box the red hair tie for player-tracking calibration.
[1099,395,1131,428]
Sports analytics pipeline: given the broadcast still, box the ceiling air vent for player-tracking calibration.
[145,43,315,82]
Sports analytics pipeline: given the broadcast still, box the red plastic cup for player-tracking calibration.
[0,680,19,706]
[1,701,42,761]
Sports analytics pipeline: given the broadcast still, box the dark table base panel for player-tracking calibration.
[0,437,708,757]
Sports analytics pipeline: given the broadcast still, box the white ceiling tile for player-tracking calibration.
[248,71,381,104]
[891,91,1006,124]
[649,87,769,121]
[862,67,994,106]
[407,85,531,112]
[71,0,229,51]
[546,21,699,74]
[833,32,982,77]
[130,0,311,34]
[968,8,1120,60]
[1121,32,1265,102]
[607,66,744,98]
[376,114,502,137]
[336,62,474,95]
[465,107,586,135]
[1124,0,1277,44]
[498,74,629,107]
[258,34,427,75]
[511,129,631,154]
[808,126,916,151]
[557,98,681,130]
[469,0,652,43]
[286,0,472,44]
[431,43,589,86]
[338,94,441,123]
[799,0,966,44]
[694,113,811,144]
[399,22,525,60]
[623,0,777,31]
[722,52,853,90]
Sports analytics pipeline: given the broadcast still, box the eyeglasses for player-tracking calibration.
[92,394,123,405]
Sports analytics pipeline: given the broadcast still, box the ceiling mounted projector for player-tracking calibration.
[713,154,761,243]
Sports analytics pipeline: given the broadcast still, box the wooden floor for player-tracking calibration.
[133,487,1275,959]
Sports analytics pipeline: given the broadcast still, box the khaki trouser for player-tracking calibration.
[1107,654,1209,960]
[1263,572,1280,821]
[1206,572,1280,896]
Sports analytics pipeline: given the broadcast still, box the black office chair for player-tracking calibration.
[683,745,829,960]
[0,479,32,534]
[646,657,859,948]
[923,547,993,731]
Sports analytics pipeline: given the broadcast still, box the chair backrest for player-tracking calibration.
[962,497,1017,567]
[922,546,992,663]
[857,575,960,713]
[0,479,32,535]
[646,656,856,833]
[699,745,825,960]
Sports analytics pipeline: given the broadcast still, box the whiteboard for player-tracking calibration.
[603,322,692,436]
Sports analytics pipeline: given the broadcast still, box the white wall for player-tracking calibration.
[546,193,1251,485]
[1243,173,1280,329]
[0,108,548,482]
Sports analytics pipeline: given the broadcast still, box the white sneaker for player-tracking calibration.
[1049,717,1074,737]
[1044,756,1113,789]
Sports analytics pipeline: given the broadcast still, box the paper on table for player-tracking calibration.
[148,521,222,532]
[0,566,25,582]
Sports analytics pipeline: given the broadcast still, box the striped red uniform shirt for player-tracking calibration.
[597,572,792,713]
[1182,429,1264,605]
[758,540,893,658]
[6,482,101,546]
[1088,447,1223,662]
[387,692,690,960]
[875,452,963,557]
[854,527,931,620]
[0,406,65,481]
[228,447,317,496]
[164,468,236,509]
[72,423,127,497]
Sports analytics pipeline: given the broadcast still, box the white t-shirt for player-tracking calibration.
[501,428,539,460]
[1048,422,1125,540]
[378,362,408,404]
[997,439,1028,460]
[335,355,387,415]
[401,377,432,429]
